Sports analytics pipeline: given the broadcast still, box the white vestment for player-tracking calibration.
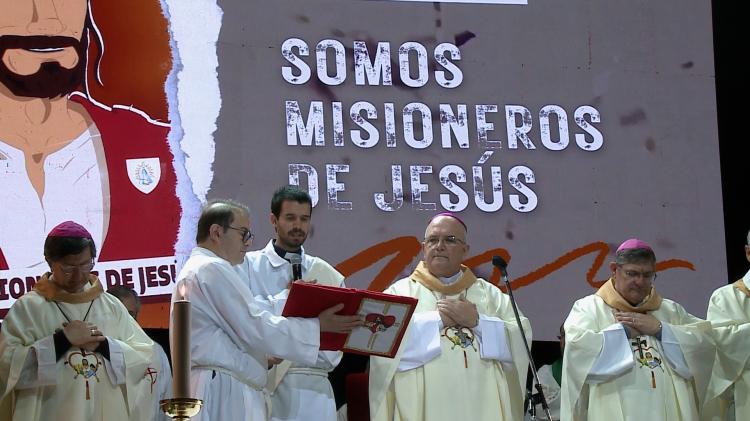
[236,240,344,421]
[561,294,715,421]
[153,343,172,421]
[173,247,321,421]
[369,270,531,421]
[703,272,750,421]
[0,283,158,421]
[524,359,562,421]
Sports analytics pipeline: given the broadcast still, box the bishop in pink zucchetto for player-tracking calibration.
[559,236,716,420]
[616,238,652,253]
[47,220,94,239]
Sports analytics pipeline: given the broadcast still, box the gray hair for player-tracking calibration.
[615,247,656,266]
[107,286,141,311]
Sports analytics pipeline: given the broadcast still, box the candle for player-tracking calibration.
[171,285,191,399]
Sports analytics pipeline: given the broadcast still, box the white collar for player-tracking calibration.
[438,271,462,285]
[261,239,308,268]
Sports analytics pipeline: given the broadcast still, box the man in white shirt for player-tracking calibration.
[173,199,362,421]
[560,238,714,421]
[236,186,345,421]
[368,212,531,421]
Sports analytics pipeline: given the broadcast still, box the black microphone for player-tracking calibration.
[491,255,552,421]
[288,253,302,281]
[492,255,508,278]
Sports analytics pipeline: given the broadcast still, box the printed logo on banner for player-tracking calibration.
[126,158,161,194]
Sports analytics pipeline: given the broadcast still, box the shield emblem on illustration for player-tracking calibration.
[126,158,161,194]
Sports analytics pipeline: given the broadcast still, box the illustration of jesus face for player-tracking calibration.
[0,0,89,98]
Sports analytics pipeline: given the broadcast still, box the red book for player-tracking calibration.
[282,282,418,358]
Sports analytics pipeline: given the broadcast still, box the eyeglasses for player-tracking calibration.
[59,259,95,275]
[227,226,254,243]
[618,266,657,282]
[424,235,465,248]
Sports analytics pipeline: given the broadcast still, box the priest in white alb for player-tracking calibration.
[561,238,715,421]
[173,199,362,421]
[369,212,531,421]
[235,186,345,421]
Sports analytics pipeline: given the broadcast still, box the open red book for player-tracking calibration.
[282,282,418,358]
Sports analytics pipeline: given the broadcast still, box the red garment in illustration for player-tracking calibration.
[0,94,180,270]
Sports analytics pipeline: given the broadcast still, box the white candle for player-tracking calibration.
[171,285,191,399]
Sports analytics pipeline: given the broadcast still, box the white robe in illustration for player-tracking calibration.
[236,240,344,421]
[172,247,321,421]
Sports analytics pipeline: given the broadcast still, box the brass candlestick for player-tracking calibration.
[160,398,203,420]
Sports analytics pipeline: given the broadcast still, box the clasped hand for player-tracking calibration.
[62,320,105,352]
[437,297,479,328]
[613,310,661,337]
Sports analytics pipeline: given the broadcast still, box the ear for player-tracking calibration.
[609,261,617,273]
[745,245,750,263]
[209,223,224,242]
[270,212,278,228]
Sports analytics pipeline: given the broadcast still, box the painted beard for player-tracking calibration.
[0,34,87,99]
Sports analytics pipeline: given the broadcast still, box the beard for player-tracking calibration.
[0,34,87,99]
[279,228,307,249]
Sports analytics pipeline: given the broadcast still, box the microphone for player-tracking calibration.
[288,253,303,281]
[492,256,552,421]
[492,255,508,278]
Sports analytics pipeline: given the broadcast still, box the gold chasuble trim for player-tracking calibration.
[33,273,104,303]
[733,279,750,297]
[411,261,477,295]
[596,278,662,313]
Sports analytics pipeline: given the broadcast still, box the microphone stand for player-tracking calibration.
[496,259,552,421]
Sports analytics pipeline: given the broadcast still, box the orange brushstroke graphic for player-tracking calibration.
[336,238,695,292]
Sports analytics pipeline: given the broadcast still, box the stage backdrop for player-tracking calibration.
[0,0,725,340]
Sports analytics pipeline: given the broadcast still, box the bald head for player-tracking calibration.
[424,215,467,239]
[422,215,470,278]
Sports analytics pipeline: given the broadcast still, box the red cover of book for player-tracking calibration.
[282,282,418,358]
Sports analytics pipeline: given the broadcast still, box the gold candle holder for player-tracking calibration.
[160,398,203,420]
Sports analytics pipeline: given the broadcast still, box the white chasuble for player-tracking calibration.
[369,267,531,421]
[0,284,158,421]
[703,273,750,421]
[561,294,715,421]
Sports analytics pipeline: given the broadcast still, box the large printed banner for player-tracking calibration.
[0,0,724,339]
